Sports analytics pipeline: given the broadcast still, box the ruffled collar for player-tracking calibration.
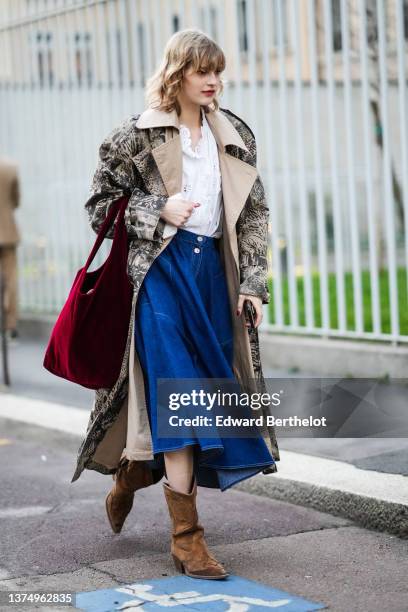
[179,108,207,159]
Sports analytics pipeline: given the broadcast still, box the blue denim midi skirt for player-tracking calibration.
[134,228,276,491]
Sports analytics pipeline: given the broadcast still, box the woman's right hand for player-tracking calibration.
[160,197,201,228]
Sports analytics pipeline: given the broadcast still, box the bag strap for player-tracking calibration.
[83,195,129,271]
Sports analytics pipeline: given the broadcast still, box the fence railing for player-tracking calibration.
[0,0,407,344]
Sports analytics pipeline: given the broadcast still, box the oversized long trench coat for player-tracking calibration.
[70,105,280,483]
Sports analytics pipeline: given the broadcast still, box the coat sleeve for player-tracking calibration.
[85,122,168,241]
[235,141,271,305]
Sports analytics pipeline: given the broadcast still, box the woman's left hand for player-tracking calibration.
[236,294,263,328]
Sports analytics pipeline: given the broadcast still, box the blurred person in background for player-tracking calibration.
[0,156,20,342]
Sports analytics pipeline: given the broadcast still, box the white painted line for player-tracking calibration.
[0,392,407,507]
[0,393,89,436]
[0,506,53,519]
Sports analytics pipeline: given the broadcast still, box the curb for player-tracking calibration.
[235,451,408,538]
[260,332,408,379]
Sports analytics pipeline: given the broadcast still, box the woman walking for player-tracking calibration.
[72,28,280,580]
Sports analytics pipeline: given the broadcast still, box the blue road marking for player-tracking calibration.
[75,574,327,611]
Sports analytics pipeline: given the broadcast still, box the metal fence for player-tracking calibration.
[0,0,408,344]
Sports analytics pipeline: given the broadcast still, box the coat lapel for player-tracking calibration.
[149,136,183,198]
[134,107,259,249]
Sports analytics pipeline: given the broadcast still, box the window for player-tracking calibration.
[332,0,342,51]
[272,0,289,49]
[137,22,146,86]
[35,31,53,87]
[116,29,123,86]
[237,0,248,52]
[74,32,93,87]
[198,6,218,40]
[172,14,180,32]
[365,1,378,46]
[104,28,125,86]
[209,6,218,40]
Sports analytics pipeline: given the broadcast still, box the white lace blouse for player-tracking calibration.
[162,107,223,239]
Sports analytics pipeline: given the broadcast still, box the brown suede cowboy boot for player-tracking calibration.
[162,476,229,579]
[105,458,154,533]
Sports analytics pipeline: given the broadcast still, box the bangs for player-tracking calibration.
[188,45,225,73]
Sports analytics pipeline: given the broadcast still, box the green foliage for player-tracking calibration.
[267,267,408,336]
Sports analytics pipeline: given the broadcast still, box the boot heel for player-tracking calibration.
[172,553,185,574]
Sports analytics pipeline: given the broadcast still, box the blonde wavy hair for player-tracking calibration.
[145,29,226,115]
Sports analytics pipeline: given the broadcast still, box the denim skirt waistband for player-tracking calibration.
[171,228,220,249]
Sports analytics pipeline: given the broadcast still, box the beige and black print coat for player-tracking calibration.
[70,105,280,483]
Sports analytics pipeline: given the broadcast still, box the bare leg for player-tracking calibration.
[164,446,194,494]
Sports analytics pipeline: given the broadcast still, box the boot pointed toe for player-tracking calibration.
[105,490,133,533]
[105,460,154,534]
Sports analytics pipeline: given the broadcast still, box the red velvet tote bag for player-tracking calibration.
[43,195,133,389]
